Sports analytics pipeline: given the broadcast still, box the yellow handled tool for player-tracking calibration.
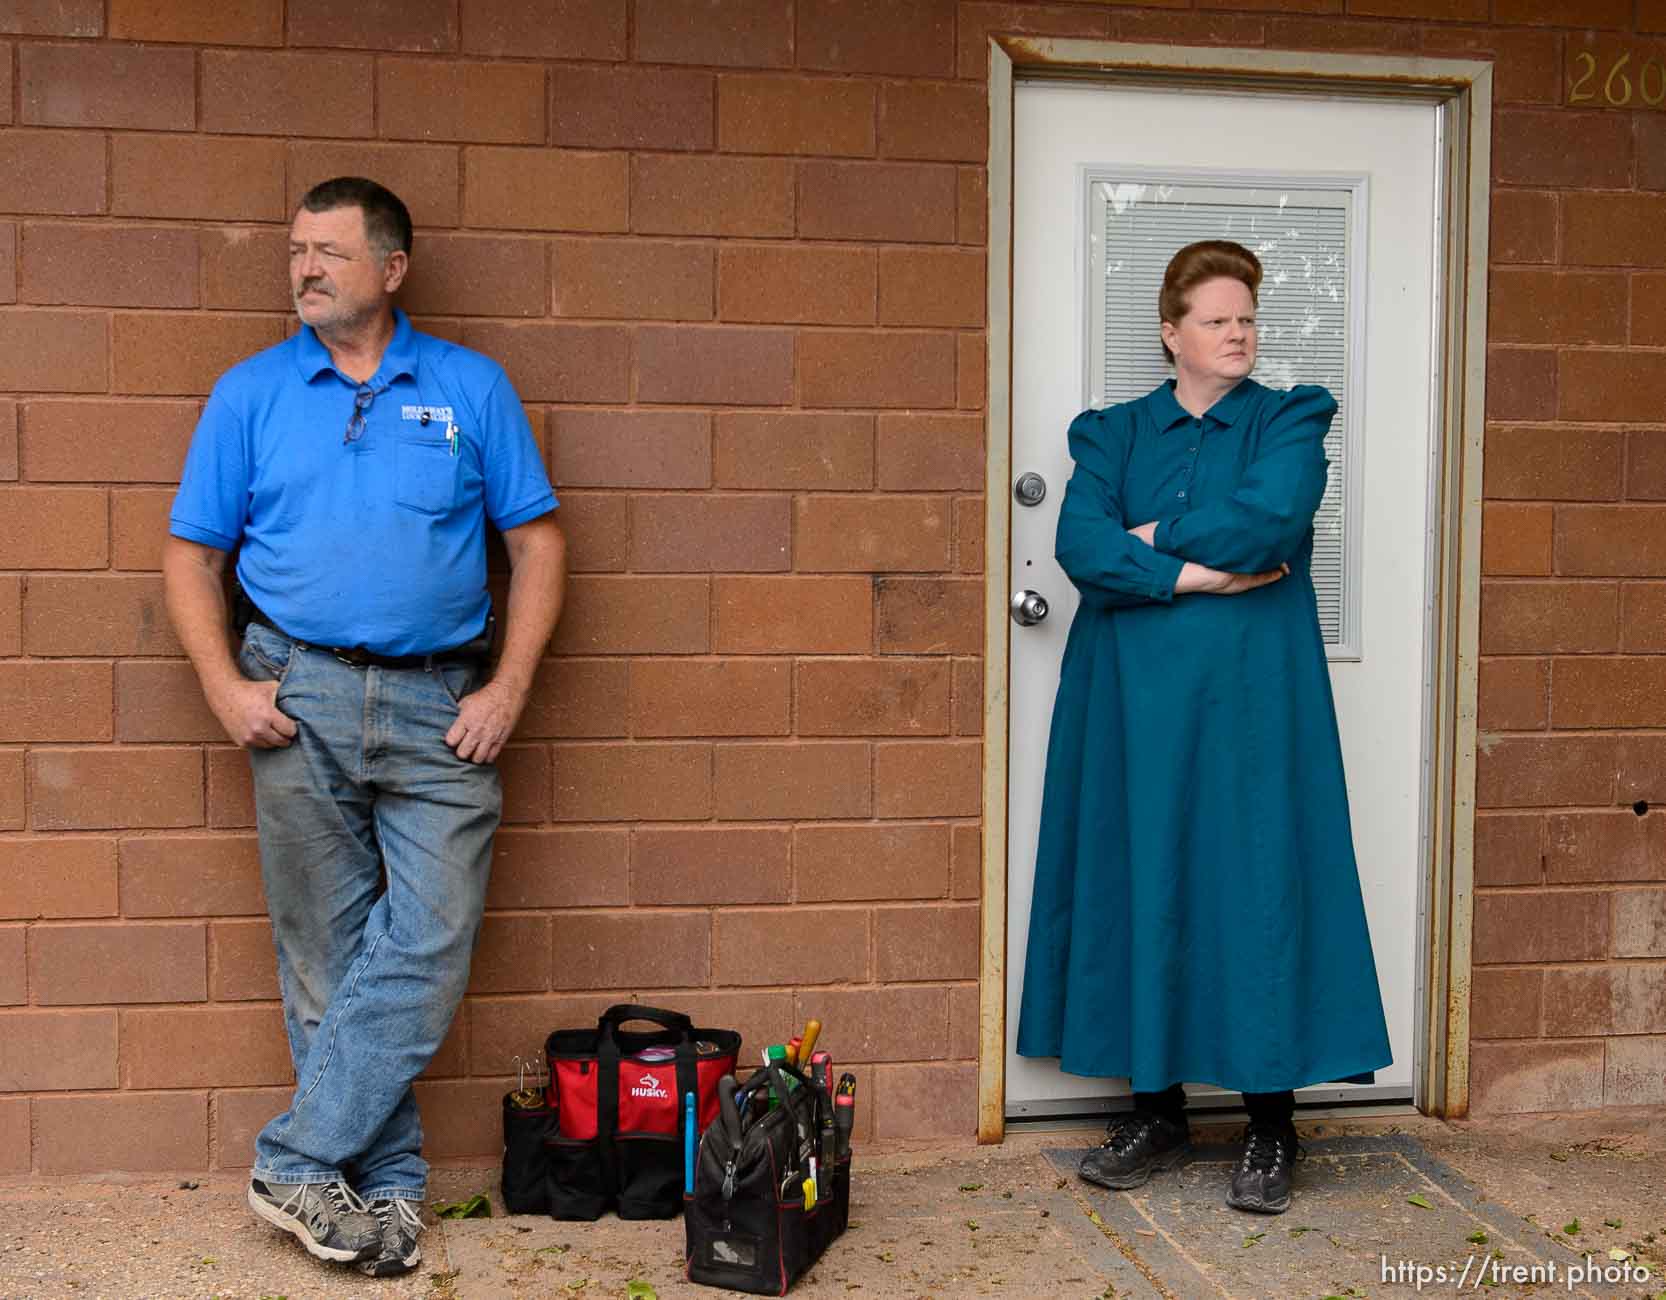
[797,1019,822,1066]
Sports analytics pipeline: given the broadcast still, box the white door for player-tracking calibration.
[1005,80,1439,1116]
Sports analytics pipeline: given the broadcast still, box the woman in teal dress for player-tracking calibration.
[1016,240,1392,1215]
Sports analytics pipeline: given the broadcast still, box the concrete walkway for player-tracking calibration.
[1,1108,1661,1299]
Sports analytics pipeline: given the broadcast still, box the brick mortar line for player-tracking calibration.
[0,821,983,837]
[1486,498,1666,506]
[0,219,975,244]
[1478,732,1666,742]
[6,647,975,659]
[1481,806,1666,816]
[1456,718,1666,729]
[1471,955,1666,969]
[1475,883,1666,894]
[492,901,962,917]
[630,816,991,839]
[0,654,152,662]
[1469,1033,1658,1045]
[1482,654,1665,663]
[1486,418,1666,427]
[1536,341,1666,349]
[0,1088,216,1101]
[9,916,220,927]
[1489,337,1666,349]
[0,825,217,835]
[1494,183,1664,193]
[466,978,977,992]
[4,304,980,327]
[1484,651,1666,658]
[465,901,981,916]
[0,1050,981,1099]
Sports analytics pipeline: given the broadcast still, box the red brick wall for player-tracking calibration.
[1464,11,1666,1115]
[0,0,1661,1175]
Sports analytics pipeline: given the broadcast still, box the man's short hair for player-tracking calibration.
[298,177,414,261]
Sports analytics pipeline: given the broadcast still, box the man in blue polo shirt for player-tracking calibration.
[163,177,565,1278]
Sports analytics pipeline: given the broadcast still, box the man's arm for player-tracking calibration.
[161,536,297,748]
[445,512,566,765]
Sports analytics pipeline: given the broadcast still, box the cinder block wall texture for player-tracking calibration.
[0,0,1662,1176]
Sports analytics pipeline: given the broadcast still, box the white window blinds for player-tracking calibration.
[1088,179,1361,655]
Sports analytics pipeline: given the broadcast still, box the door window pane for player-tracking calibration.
[1089,180,1360,654]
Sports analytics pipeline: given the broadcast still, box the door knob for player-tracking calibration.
[1010,590,1049,626]
[1014,472,1047,506]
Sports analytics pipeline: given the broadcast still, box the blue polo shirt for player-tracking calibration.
[171,310,556,656]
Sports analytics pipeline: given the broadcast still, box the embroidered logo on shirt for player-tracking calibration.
[401,405,454,424]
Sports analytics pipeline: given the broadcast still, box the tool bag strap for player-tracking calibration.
[593,1004,700,1203]
[674,1039,699,1148]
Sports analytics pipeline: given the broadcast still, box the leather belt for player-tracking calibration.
[242,603,487,672]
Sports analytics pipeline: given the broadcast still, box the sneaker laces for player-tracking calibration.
[1100,1112,1158,1155]
[372,1198,424,1237]
[321,1180,371,1216]
[1239,1123,1295,1175]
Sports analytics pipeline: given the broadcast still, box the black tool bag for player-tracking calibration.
[544,1004,742,1221]
[684,1061,851,1295]
[501,1088,559,1215]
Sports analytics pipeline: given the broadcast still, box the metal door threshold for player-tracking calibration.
[1008,1099,1422,1133]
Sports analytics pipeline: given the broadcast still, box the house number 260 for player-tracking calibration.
[1569,51,1666,107]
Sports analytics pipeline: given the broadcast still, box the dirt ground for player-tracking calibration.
[0,1107,1661,1300]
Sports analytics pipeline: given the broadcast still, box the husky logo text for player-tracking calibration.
[629,1073,670,1100]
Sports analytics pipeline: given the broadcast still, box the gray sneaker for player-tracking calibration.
[357,1197,425,1277]
[247,1177,381,1263]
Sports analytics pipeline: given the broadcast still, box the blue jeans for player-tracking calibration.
[239,621,500,1202]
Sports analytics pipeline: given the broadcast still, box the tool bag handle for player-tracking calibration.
[734,1059,820,1171]
[717,1074,743,1146]
[597,1003,695,1035]
[594,1004,701,1206]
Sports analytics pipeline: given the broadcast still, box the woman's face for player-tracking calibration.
[1161,276,1257,387]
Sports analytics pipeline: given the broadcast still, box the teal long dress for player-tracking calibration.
[1016,377,1392,1094]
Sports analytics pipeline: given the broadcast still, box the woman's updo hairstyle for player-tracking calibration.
[1158,239,1263,363]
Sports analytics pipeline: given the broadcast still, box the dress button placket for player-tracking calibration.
[1177,418,1200,501]
[1184,417,1205,500]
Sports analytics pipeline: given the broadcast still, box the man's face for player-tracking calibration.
[288,204,404,333]
[1160,275,1258,386]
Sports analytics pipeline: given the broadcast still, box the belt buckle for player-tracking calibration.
[333,645,373,668]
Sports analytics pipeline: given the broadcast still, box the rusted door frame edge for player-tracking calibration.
[978,38,1491,1143]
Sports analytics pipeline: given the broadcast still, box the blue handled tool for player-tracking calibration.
[683,1091,697,1194]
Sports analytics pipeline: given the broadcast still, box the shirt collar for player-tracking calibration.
[293,308,419,388]
[1153,376,1257,433]
[381,309,419,383]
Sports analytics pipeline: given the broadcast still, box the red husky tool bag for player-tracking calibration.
[544,1003,741,1220]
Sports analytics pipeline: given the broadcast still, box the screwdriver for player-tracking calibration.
[811,1050,834,1197]
[833,1072,856,1160]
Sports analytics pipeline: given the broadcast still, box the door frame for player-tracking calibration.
[977,38,1492,1143]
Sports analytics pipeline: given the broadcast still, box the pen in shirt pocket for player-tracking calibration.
[445,422,460,456]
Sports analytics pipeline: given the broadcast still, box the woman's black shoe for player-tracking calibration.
[1226,1120,1300,1214]
[1078,1111,1190,1189]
